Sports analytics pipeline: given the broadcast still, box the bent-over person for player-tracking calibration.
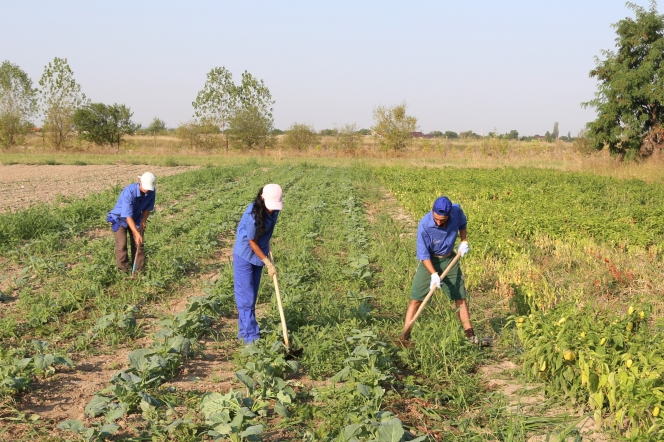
[106,172,156,273]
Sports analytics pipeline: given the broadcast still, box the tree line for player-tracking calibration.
[2,0,664,158]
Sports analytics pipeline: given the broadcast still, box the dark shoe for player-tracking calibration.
[480,337,493,347]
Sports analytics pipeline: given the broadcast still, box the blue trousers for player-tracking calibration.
[233,253,263,344]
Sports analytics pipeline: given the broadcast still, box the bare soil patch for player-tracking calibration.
[0,164,197,213]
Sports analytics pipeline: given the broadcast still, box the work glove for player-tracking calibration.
[458,241,469,257]
[430,272,441,289]
[262,257,277,278]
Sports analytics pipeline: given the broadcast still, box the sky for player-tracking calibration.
[1,1,650,136]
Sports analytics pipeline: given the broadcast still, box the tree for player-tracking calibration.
[371,103,417,150]
[227,105,274,150]
[192,67,237,152]
[0,60,37,148]
[38,57,87,150]
[505,130,519,140]
[147,117,166,148]
[320,128,338,136]
[227,71,275,150]
[428,131,443,138]
[282,123,319,150]
[335,123,361,152]
[583,1,664,158]
[443,131,459,139]
[72,103,140,148]
[552,122,559,140]
[544,131,552,142]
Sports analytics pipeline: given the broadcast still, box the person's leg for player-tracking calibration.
[113,226,129,272]
[442,256,474,338]
[455,299,474,337]
[233,255,260,344]
[401,299,422,340]
[401,261,432,341]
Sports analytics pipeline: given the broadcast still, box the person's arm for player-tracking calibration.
[249,239,267,261]
[139,210,150,231]
[126,217,143,244]
[459,228,467,242]
[250,239,277,277]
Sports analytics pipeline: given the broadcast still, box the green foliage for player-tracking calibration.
[0,340,73,396]
[38,57,87,150]
[0,60,37,148]
[334,123,361,152]
[584,2,664,158]
[228,105,274,150]
[281,123,319,150]
[176,120,220,150]
[192,66,237,144]
[72,102,140,147]
[371,103,417,150]
[513,302,664,437]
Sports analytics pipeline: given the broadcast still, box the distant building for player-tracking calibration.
[412,132,434,139]
[533,135,544,140]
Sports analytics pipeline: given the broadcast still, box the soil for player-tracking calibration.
[0,164,197,213]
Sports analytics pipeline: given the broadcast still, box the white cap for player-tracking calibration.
[262,183,283,210]
[138,172,156,191]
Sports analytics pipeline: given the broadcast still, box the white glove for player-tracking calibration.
[261,257,277,278]
[430,272,441,289]
[458,241,469,257]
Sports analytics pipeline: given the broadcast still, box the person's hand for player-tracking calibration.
[134,231,144,245]
[262,257,277,278]
[139,220,147,232]
[430,272,441,289]
[458,241,469,257]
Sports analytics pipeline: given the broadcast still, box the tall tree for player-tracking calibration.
[146,117,166,148]
[0,60,37,148]
[38,57,87,150]
[552,122,559,139]
[192,67,237,152]
[371,103,418,150]
[583,1,664,158]
[72,103,140,148]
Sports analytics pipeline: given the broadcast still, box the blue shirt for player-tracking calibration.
[233,203,279,266]
[416,204,467,260]
[107,182,156,231]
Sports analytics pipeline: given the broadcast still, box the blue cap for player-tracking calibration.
[432,196,452,216]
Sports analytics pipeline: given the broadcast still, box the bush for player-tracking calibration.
[282,123,319,151]
[176,120,220,151]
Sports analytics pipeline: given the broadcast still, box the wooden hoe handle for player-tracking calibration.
[270,253,290,348]
[403,253,462,335]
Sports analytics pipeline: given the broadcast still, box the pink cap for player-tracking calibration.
[262,184,283,210]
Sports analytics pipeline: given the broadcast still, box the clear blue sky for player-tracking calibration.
[2,1,648,136]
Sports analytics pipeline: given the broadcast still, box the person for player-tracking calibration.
[399,196,476,345]
[232,184,283,345]
[106,172,156,273]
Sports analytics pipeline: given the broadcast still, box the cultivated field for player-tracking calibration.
[0,158,662,441]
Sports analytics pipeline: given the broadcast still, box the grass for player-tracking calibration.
[3,134,664,184]
[1,159,662,440]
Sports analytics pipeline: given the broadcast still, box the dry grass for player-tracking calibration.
[3,133,664,183]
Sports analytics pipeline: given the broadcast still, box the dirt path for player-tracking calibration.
[0,164,197,213]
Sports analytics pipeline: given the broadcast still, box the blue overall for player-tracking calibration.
[232,203,279,344]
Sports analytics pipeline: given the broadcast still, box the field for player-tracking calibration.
[0,158,663,441]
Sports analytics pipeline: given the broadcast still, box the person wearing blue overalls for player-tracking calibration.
[399,196,475,345]
[106,172,156,273]
[232,184,283,345]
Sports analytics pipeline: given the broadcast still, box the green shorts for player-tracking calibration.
[411,253,466,301]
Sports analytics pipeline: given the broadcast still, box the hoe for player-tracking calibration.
[270,252,303,357]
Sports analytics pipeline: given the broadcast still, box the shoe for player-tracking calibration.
[480,337,493,347]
